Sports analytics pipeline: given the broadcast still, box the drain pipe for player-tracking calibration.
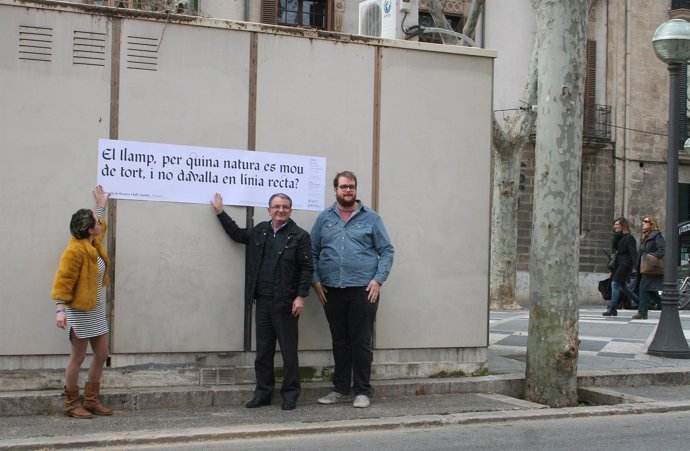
[623,0,631,216]
[244,0,249,21]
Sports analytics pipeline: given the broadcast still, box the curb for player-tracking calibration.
[0,373,526,417]
[3,399,690,450]
[3,368,690,416]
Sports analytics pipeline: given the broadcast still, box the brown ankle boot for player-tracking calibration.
[63,385,93,419]
[83,381,113,415]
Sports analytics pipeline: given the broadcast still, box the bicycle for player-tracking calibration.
[677,275,690,310]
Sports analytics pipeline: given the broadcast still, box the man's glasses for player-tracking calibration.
[270,205,291,211]
[338,185,357,191]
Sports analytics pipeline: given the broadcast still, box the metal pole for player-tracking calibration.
[648,62,690,358]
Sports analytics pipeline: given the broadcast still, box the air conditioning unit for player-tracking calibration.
[358,0,418,40]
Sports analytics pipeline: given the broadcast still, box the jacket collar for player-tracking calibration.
[69,236,99,258]
[328,200,366,214]
[259,218,295,234]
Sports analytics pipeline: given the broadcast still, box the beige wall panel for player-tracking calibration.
[376,48,492,348]
[112,202,247,353]
[113,20,251,352]
[0,8,111,355]
[254,34,376,349]
[117,21,250,149]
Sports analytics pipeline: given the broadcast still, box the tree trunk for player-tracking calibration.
[461,0,485,40]
[525,0,591,407]
[489,128,523,310]
[489,37,539,310]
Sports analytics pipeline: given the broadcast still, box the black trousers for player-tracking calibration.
[323,286,378,396]
[254,298,300,401]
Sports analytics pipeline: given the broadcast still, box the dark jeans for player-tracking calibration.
[254,298,300,401]
[323,286,378,396]
[607,279,640,310]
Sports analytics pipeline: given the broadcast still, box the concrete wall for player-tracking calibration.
[0,0,494,374]
[0,4,113,358]
[377,47,492,348]
[112,19,252,354]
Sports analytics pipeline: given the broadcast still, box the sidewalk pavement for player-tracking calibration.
[2,308,690,449]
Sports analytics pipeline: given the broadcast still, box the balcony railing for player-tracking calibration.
[530,103,612,142]
[583,103,612,142]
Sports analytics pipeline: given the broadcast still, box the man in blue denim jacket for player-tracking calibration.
[312,171,394,408]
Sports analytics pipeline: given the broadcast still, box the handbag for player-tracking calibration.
[607,252,617,272]
[598,278,612,301]
[640,254,664,276]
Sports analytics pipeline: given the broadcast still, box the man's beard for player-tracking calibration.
[336,194,356,208]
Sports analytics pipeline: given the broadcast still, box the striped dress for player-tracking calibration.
[58,207,109,340]
[65,255,108,340]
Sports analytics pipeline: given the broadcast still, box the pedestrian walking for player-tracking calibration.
[634,216,665,320]
[603,217,639,316]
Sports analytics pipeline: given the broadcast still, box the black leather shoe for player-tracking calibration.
[282,399,297,410]
[245,397,271,408]
[602,309,617,317]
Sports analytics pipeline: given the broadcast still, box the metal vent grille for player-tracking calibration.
[199,367,235,385]
[126,35,159,71]
[18,25,53,62]
[73,30,106,66]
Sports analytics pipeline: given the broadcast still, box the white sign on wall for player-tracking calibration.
[97,139,327,211]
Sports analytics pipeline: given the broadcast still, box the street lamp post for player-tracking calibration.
[648,19,690,358]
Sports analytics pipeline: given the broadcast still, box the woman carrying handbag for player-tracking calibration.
[633,216,665,320]
[603,217,639,316]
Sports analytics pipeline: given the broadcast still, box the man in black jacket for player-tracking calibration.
[211,192,312,410]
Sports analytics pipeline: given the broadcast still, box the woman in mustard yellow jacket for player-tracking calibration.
[51,185,112,419]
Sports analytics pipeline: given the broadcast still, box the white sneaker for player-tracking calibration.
[318,391,346,404]
[353,394,370,408]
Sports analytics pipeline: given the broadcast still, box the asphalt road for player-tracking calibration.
[97,410,690,451]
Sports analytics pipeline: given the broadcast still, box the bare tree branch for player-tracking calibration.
[426,0,459,45]
[493,22,539,158]
[462,0,485,40]
[508,32,539,143]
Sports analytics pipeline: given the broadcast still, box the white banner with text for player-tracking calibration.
[97,139,327,211]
